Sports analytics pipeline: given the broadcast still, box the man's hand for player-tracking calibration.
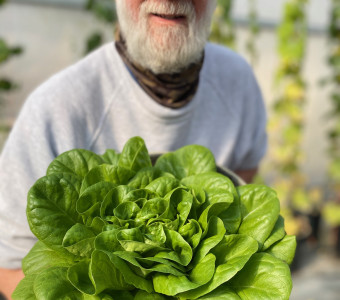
[235,168,258,184]
[0,268,24,300]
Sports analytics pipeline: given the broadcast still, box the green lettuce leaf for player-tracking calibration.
[26,173,83,254]
[237,185,280,248]
[46,149,103,178]
[34,267,82,299]
[265,235,297,265]
[155,145,216,179]
[210,253,293,300]
[118,136,152,172]
[22,241,75,276]
[12,274,37,300]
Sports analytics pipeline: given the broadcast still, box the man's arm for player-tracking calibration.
[0,268,24,299]
[234,168,258,184]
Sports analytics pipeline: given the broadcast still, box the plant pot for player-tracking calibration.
[290,235,308,272]
[289,214,313,272]
[308,212,321,242]
[335,226,340,258]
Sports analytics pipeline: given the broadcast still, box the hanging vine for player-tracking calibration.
[246,0,260,65]
[267,0,317,236]
[322,0,340,227]
[0,0,23,103]
[210,0,236,49]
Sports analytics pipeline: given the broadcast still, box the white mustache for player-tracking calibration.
[141,0,196,19]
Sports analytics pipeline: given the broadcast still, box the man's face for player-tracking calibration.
[115,0,216,74]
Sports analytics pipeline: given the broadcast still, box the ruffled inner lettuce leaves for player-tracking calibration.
[14,136,295,300]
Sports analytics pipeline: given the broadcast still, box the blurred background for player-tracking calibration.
[0,0,340,299]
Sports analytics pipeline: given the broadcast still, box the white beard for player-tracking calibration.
[115,0,216,74]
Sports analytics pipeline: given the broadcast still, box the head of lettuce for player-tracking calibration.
[13,137,296,300]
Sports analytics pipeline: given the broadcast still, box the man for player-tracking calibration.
[0,0,267,298]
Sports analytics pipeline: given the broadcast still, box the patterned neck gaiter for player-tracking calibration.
[115,30,204,109]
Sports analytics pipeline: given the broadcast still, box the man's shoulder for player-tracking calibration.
[199,43,261,109]
[204,42,252,75]
[26,43,120,109]
[205,42,239,58]
[42,42,117,90]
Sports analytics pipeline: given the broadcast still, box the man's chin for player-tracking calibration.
[123,18,207,74]
[127,29,205,74]
[149,28,191,51]
[133,48,202,74]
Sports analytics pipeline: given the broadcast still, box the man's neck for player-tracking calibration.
[114,32,204,109]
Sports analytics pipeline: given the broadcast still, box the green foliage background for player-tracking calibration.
[0,0,23,137]
[265,0,313,234]
[322,0,340,227]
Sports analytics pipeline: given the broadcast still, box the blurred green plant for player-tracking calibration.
[210,0,236,49]
[266,0,320,237]
[84,0,116,54]
[323,202,340,227]
[0,39,23,89]
[85,0,116,22]
[0,0,23,110]
[322,0,340,227]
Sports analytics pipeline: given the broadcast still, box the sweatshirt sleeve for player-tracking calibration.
[0,78,89,269]
[0,44,117,268]
[0,94,57,268]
